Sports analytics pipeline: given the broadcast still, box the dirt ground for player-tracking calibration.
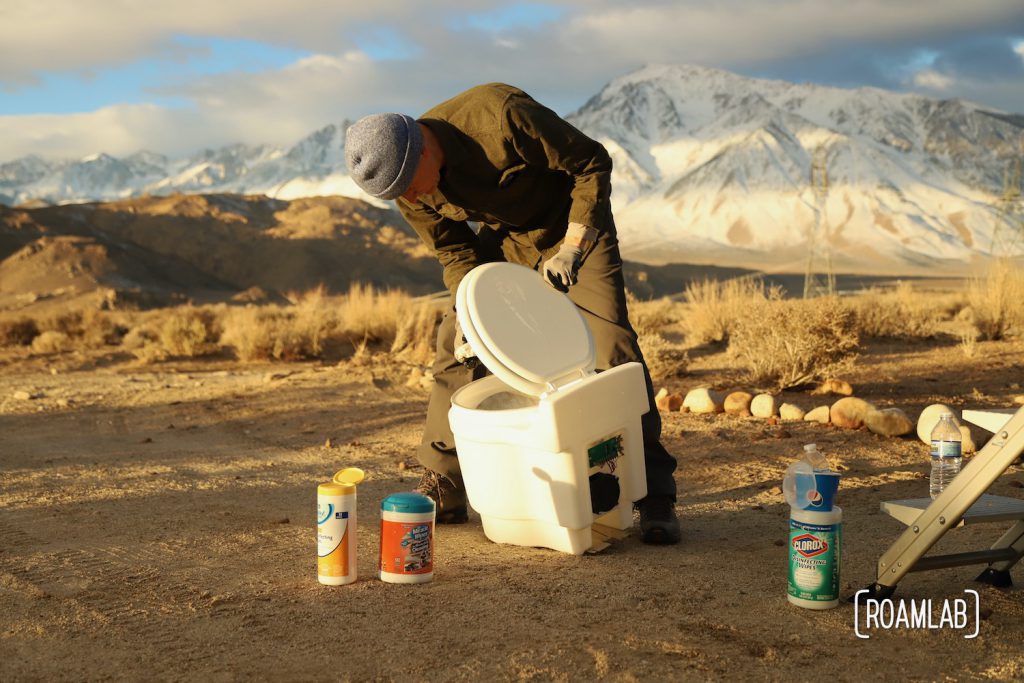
[1,338,1023,682]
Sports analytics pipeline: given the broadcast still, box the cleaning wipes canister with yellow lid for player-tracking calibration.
[317,468,365,586]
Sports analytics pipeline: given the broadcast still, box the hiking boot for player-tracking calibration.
[637,495,681,545]
[415,470,469,524]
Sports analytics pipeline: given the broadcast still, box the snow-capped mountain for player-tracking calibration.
[3,65,1022,272]
[566,65,1023,270]
[0,120,373,208]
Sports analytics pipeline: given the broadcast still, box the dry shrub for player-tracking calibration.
[638,334,690,381]
[336,283,412,343]
[627,292,679,333]
[681,277,776,345]
[729,297,859,390]
[221,283,414,361]
[158,307,219,357]
[391,299,442,365]
[221,307,312,361]
[849,281,941,338]
[967,259,1024,340]
[0,317,40,346]
[626,292,689,380]
[959,329,978,359]
[39,309,127,348]
[31,331,72,354]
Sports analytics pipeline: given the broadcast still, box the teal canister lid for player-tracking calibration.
[381,492,436,514]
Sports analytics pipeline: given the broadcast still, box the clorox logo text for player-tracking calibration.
[792,533,828,557]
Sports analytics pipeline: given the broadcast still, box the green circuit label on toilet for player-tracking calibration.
[788,518,841,602]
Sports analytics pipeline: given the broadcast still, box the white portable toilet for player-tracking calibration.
[448,262,649,555]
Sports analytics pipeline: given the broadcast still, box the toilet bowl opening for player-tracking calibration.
[476,390,540,411]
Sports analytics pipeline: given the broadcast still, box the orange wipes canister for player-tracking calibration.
[379,492,436,584]
[317,468,364,586]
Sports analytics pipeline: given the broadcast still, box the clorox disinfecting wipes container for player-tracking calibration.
[379,492,435,584]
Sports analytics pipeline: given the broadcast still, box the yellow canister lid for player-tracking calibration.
[318,467,365,496]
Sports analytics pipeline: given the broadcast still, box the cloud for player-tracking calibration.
[2,1,1024,161]
[913,69,954,90]
[0,105,216,160]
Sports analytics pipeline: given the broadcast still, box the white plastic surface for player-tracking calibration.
[449,364,650,555]
[456,262,595,397]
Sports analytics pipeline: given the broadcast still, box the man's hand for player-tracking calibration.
[542,222,598,292]
[542,243,583,293]
[453,318,479,369]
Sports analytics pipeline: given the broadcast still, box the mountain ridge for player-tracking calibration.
[2,64,1022,273]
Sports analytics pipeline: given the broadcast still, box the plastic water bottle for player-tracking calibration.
[929,413,962,499]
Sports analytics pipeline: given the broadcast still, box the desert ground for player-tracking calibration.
[2,330,1023,682]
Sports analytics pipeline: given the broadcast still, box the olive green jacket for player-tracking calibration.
[396,83,613,296]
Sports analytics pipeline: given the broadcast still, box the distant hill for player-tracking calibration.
[1,193,945,318]
[0,194,441,314]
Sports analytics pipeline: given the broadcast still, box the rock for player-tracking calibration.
[751,394,777,418]
[263,372,291,383]
[959,425,977,455]
[831,397,876,430]
[1013,395,1024,406]
[804,405,830,424]
[916,403,961,444]
[724,391,753,416]
[865,408,915,437]
[13,390,33,401]
[779,403,806,421]
[683,387,723,414]
[812,378,854,396]
[655,391,683,412]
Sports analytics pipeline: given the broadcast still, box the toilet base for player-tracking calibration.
[480,515,593,555]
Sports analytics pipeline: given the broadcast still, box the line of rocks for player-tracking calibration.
[656,383,981,452]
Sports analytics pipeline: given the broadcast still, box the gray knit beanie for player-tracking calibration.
[344,113,423,200]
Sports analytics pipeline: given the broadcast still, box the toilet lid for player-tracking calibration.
[455,262,595,397]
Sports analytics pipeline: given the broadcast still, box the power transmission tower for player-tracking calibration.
[804,146,835,298]
[991,156,1022,258]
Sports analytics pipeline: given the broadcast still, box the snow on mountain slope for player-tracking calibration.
[566,64,1022,270]
[2,64,1021,272]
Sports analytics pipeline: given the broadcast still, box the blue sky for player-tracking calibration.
[1,1,1023,161]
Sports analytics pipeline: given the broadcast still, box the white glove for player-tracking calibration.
[542,243,583,293]
[453,319,478,368]
[542,222,599,292]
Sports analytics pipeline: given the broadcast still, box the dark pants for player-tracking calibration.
[416,228,678,501]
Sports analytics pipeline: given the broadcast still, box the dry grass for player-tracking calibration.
[159,307,220,357]
[391,298,443,366]
[6,269,1011,378]
[220,284,422,362]
[680,277,776,346]
[966,259,1024,341]
[627,293,689,381]
[728,297,860,390]
[849,281,945,339]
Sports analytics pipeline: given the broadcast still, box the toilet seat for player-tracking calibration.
[455,262,596,397]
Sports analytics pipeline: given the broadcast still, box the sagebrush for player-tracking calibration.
[729,298,860,390]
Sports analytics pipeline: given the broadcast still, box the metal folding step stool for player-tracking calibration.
[860,405,1024,599]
